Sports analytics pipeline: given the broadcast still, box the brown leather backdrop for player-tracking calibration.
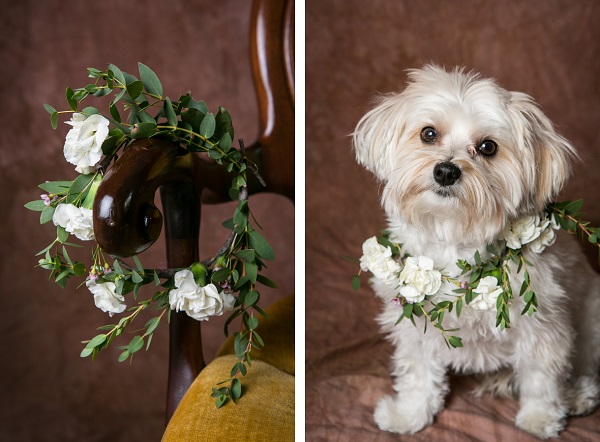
[306,1,600,441]
[0,1,294,440]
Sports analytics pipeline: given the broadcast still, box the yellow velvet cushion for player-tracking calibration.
[162,356,294,442]
[162,295,295,442]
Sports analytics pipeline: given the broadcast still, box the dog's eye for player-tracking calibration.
[420,127,438,144]
[478,140,497,156]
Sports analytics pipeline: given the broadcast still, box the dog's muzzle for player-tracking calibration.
[433,161,461,187]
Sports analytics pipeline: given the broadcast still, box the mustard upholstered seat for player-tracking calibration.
[162,295,295,441]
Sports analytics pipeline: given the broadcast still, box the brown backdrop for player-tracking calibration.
[306,0,600,441]
[0,1,294,441]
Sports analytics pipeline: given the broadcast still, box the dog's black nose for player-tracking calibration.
[433,162,461,186]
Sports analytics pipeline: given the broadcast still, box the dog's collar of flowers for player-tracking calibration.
[26,63,275,408]
[352,200,598,348]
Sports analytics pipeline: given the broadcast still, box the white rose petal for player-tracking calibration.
[398,256,442,303]
[52,203,95,241]
[64,113,110,174]
[168,269,234,321]
[359,236,401,285]
[470,276,503,311]
[86,280,126,317]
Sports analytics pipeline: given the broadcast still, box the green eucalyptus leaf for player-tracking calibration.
[128,335,145,354]
[73,262,86,277]
[199,112,216,138]
[43,103,57,115]
[248,230,274,261]
[215,395,228,408]
[66,87,77,111]
[448,336,463,348]
[39,180,72,195]
[107,64,126,86]
[127,80,144,100]
[215,106,234,139]
[244,290,259,308]
[109,102,121,123]
[118,350,130,363]
[145,316,161,335]
[50,112,58,129]
[256,274,277,289]
[234,249,255,262]
[57,225,69,243]
[188,97,208,114]
[85,334,107,349]
[131,270,143,284]
[67,173,95,204]
[138,63,163,97]
[231,379,242,401]
[40,205,56,224]
[164,97,178,127]
[101,135,119,156]
[211,268,231,283]
[25,200,47,212]
[80,347,94,358]
[246,316,259,330]
[81,106,100,115]
[218,132,233,152]
[133,255,144,272]
[131,122,157,139]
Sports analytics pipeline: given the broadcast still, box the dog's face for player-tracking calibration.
[353,65,576,244]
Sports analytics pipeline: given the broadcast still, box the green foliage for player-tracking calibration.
[31,63,274,410]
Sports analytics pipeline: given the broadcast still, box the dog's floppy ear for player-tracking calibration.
[509,92,577,211]
[352,94,406,181]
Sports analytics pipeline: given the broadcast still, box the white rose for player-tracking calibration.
[64,113,110,174]
[169,269,234,321]
[52,203,95,241]
[398,256,441,303]
[359,236,401,284]
[470,276,503,311]
[501,214,554,250]
[86,280,126,317]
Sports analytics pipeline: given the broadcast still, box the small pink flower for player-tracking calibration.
[88,273,99,281]
[41,194,51,206]
[391,298,403,307]
[460,281,468,290]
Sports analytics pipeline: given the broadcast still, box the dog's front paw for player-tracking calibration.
[373,394,433,434]
[515,404,566,439]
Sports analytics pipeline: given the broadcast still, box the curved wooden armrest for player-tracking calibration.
[93,138,212,418]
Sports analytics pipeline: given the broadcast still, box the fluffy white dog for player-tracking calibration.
[353,65,600,439]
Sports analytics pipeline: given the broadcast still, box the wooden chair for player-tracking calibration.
[92,0,294,424]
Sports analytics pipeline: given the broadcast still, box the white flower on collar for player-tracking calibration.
[398,256,442,303]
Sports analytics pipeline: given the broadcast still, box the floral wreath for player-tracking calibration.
[352,201,599,348]
[26,63,275,408]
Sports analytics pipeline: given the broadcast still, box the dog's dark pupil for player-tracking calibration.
[421,127,436,143]
[480,141,497,155]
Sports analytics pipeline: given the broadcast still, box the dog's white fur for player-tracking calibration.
[353,65,600,439]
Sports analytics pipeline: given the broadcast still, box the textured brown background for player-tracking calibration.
[0,1,294,441]
[306,0,600,441]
